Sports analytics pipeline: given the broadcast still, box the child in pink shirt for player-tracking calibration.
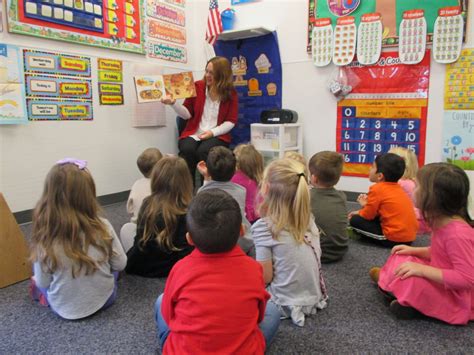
[231,144,264,223]
[370,163,474,325]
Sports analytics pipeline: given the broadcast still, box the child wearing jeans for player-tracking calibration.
[370,163,473,325]
[252,158,328,327]
[231,144,264,223]
[154,189,280,354]
[308,151,349,263]
[349,153,418,247]
[29,158,127,320]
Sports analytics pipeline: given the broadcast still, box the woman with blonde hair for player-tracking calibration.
[162,56,238,182]
[251,158,328,327]
[29,159,127,320]
[125,156,194,277]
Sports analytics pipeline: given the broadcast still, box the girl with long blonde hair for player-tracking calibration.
[251,158,328,327]
[125,156,194,277]
[231,143,264,223]
[29,159,127,320]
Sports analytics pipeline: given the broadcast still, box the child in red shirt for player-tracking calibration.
[349,153,418,247]
[154,189,280,354]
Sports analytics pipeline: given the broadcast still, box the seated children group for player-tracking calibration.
[28,145,474,352]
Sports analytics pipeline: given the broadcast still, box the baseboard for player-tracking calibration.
[14,189,360,224]
[14,190,130,225]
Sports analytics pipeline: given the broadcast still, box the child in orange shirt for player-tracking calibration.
[349,153,417,247]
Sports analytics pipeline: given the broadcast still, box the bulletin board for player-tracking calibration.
[307,0,468,53]
[6,0,144,53]
[336,51,430,177]
[215,32,282,146]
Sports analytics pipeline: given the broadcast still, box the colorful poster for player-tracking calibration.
[215,32,282,146]
[97,58,123,105]
[0,44,27,124]
[147,41,187,63]
[442,111,474,170]
[444,48,474,110]
[24,49,92,120]
[336,51,430,176]
[147,18,186,44]
[162,0,185,7]
[7,0,144,53]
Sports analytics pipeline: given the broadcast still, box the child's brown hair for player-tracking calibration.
[308,151,343,187]
[31,162,112,277]
[137,148,163,178]
[233,144,264,183]
[416,163,473,228]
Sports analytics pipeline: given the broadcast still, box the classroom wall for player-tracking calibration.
[1,0,473,213]
[192,0,474,209]
[0,2,197,213]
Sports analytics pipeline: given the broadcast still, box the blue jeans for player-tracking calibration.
[154,294,280,349]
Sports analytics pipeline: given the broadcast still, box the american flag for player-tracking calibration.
[206,0,223,45]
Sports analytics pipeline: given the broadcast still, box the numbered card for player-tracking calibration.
[399,10,427,65]
[333,16,356,66]
[433,6,463,64]
[312,18,333,67]
[357,13,382,66]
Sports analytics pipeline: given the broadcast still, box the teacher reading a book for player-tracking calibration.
[161,56,238,182]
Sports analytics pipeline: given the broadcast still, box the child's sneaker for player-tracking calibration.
[389,300,418,319]
[369,267,380,283]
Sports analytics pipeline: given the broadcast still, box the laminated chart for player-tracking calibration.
[337,51,430,176]
[24,49,93,120]
[311,18,333,67]
[97,58,123,105]
[333,16,356,66]
[357,13,382,66]
[444,48,474,110]
[7,0,143,53]
[399,9,427,65]
[433,6,464,64]
[145,0,186,63]
[0,43,28,124]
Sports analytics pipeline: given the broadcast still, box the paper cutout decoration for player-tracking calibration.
[312,18,333,67]
[357,13,382,66]
[433,6,463,64]
[333,16,356,66]
[399,10,427,65]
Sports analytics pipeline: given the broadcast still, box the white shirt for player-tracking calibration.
[172,88,235,141]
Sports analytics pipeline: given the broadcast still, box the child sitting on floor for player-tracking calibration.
[127,148,163,223]
[124,156,194,277]
[370,163,473,325]
[197,146,254,256]
[154,189,280,354]
[349,153,418,247]
[231,144,264,223]
[252,158,328,327]
[29,158,127,320]
[308,151,349,263]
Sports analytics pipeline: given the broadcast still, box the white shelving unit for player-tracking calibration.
[250,123,303,165]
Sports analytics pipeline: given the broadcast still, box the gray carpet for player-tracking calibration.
[1,201,473,354]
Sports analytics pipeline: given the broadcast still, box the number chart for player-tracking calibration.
[336,51,430,176]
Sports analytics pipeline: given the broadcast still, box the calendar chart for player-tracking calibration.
[337,52,430,176]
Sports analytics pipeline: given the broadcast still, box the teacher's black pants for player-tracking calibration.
[178,137,229,184]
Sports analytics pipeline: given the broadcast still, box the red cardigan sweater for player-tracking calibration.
[181,80,239,143]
